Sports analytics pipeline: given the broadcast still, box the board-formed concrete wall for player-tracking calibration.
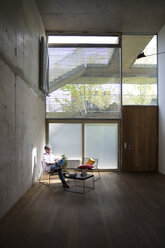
[0,0,46,218]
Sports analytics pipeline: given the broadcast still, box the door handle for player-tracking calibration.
[124,142,127,149]
[128,145,132,150]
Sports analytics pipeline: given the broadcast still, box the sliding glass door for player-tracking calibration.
[84,123,118,169]
[48,121,119,170]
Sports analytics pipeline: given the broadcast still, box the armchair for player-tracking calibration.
[76,157,100,181]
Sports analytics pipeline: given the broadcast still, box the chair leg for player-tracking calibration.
[97,169,101,180]
[39,171,50,186]
[95,169,100,181]
[91,169,100,182]
[39,172,43,183]
[49,174,51,186]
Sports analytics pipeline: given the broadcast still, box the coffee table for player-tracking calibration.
[64,173,95,194]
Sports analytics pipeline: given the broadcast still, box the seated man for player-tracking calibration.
[43,144,69,188]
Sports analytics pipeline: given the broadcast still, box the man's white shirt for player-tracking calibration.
[42,152,56,172]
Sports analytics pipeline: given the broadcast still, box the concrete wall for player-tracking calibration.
[158,25,165,175]
[0,0,46,218]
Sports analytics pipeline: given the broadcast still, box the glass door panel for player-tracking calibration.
[84,123,118,169]
[49,123,82,160]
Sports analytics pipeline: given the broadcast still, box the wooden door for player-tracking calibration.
[122,106,158,172]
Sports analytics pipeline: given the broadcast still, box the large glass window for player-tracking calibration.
[122,35,157,105]
[46,35,121,119]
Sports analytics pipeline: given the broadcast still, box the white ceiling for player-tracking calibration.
[35,0,165,34]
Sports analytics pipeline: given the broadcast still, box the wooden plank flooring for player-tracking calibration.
[0,172,165,248]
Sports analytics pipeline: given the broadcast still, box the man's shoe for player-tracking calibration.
[63,182,69,188]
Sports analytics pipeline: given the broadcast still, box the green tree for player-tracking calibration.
[123,84,155,105]
[54,83,117,114]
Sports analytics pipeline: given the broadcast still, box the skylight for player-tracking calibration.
[48,35,119,45]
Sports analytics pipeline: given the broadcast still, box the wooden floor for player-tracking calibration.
[0,172,165,248]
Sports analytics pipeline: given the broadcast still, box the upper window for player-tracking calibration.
[122,35,157,106]
[46,35,121,119]
[133,36,157,67]
[48,35,119,45]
